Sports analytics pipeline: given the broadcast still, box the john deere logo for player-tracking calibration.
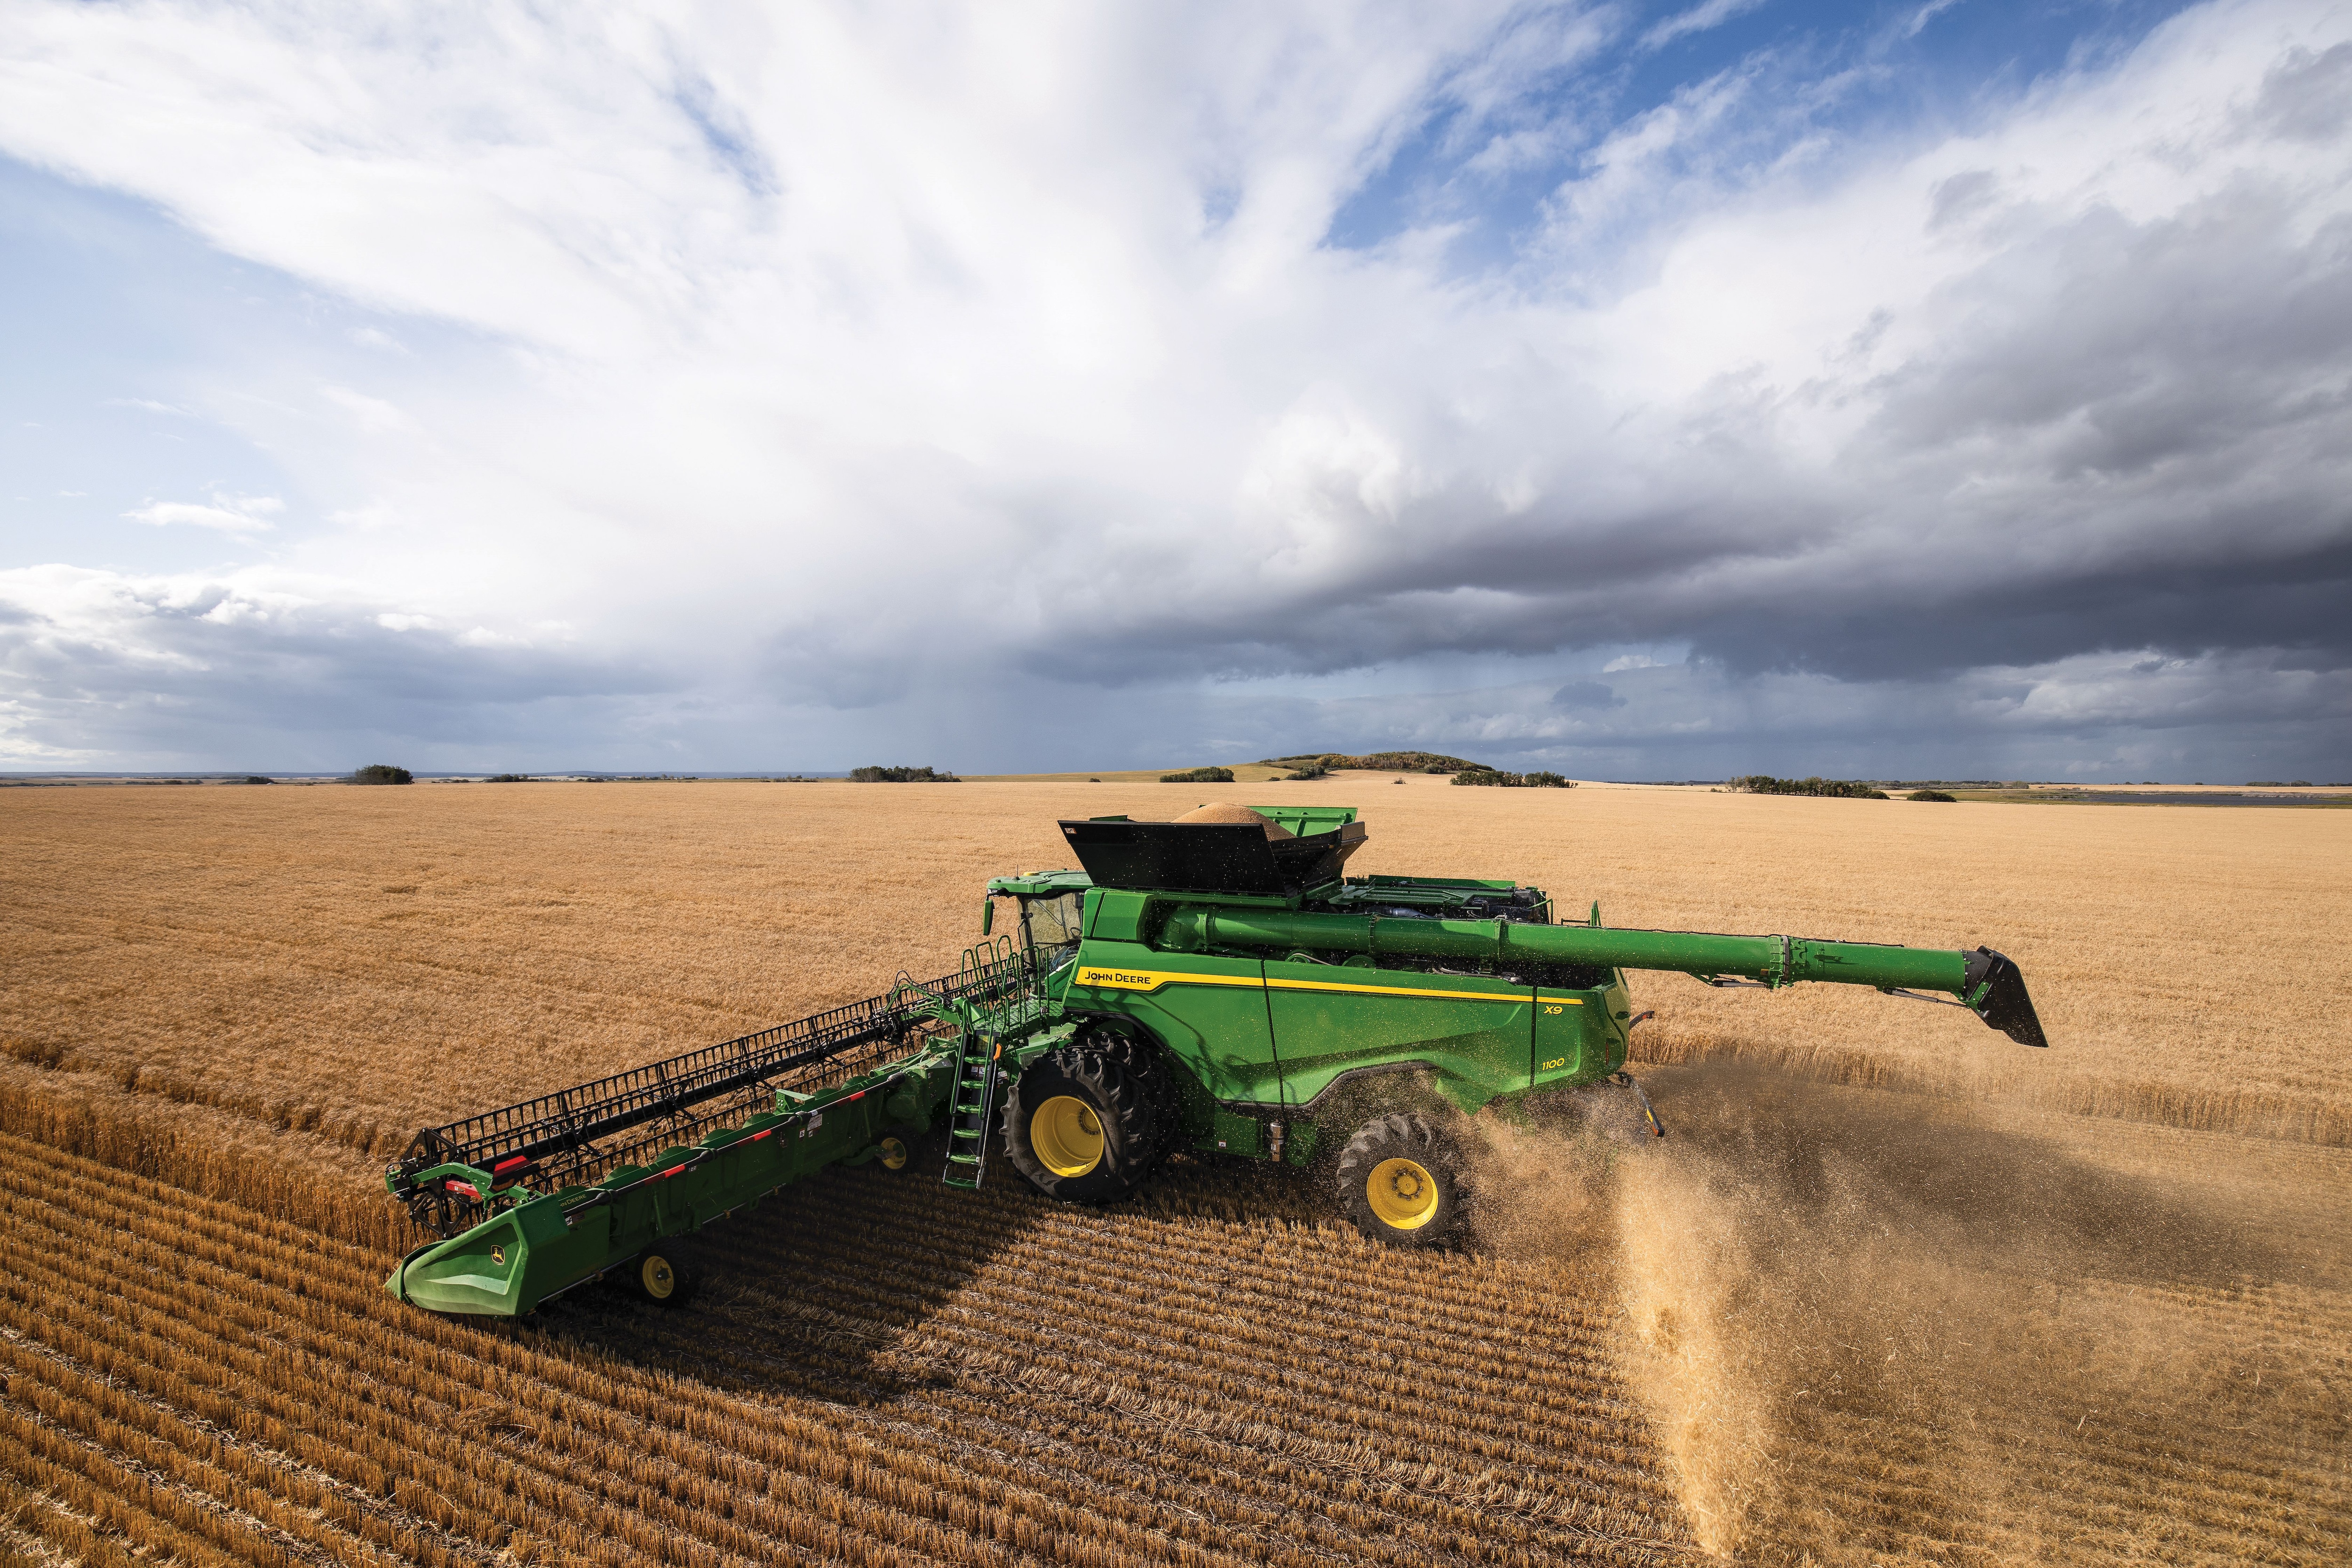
[490,1245,507,1266]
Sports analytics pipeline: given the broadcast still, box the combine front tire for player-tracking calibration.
[1077,1026,1182,1169]
[1336,1114,1464,1247]
[1002,1045,1157,1203]
[627,1241,703,1308]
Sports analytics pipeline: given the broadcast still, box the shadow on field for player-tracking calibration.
[511,1138,1356,1405]
[512,1157,1048,1403]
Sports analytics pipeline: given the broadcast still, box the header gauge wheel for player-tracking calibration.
[626,1241,703,1308]
[1002,1044,1157,1203]
[1336,1114,1464,1247]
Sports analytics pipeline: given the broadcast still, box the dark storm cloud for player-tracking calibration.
[1014,139,2352,694]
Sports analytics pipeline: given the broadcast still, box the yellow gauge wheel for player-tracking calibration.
[1032,1095,1105,1177]
[879,1136,910,1171]
[1367,1156,1440,1230]
[640,1254,677,1300]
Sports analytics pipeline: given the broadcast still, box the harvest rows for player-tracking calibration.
[0,1129,1701,1567]
[7,1106,2347,1566]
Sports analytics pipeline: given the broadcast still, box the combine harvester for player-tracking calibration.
[386,804,2049,1315]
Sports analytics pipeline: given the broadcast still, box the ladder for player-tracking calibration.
[941,1027,1000,1190]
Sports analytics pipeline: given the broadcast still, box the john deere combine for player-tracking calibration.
[386,804,2048,1314]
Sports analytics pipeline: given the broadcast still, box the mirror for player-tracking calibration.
[980,899,993,936]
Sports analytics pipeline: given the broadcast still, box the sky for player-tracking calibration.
[1,0,2347,781]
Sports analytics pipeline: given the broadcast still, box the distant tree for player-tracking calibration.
[1257,750,1487,774]
[850,765,960,782]
[1160,766,1235,783]
[1909,789,1957,802]
[1728,775,1888,799]
[1452,768,1573,788]
[241,775,273,785]
[349,764,413,786]
[486,774,532,783]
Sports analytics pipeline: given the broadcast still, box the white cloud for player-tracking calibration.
[1906,0,1964,42]
[1640,0,1770,55]
[122,493,282,534]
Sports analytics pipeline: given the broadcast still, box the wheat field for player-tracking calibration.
[1,780,2346,1563]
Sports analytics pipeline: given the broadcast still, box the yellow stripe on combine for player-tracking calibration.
[1073,968,1579,1007]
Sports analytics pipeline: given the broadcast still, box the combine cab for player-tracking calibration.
[387,804,2049,1313]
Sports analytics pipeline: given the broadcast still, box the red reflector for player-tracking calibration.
[446,1181,481,1200]
[659,1164,686,1179]
[492,1156,529,1175]
[844,1090,865,1101]
[749,1128,772,1141]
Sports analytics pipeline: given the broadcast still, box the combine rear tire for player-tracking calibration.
[1336,1114,1464,1247]
[1002,1045,1157,1203]
[627,1241,702,1308]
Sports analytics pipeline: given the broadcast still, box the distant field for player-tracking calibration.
[963,763,1298,782]
[22,775,2337,1151]
[2,782,2347,1563]
[1937,785,2352,808]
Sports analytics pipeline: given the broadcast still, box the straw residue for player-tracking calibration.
[1475,1063,2352,1562]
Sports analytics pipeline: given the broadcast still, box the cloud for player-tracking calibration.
[1231,646,2352,781]
[1905,0,1964,42]
[122,493,281,534]
[0,564,675,767]
[1641,0,1771,54]
[1550,680,1626,709]
[0,0,2344,778]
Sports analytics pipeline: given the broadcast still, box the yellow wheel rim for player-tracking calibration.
[1032,1095,1105,1177]
[640,1255,676,1300]
[1367,1157,1440,1230]
[879,1136,910,1171]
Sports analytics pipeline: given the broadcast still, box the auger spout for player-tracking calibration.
[1155,908,2049,1047]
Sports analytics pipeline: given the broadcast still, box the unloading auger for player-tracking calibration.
[385,804,2049,1314]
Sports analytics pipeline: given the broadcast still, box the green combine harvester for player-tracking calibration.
[385,804,2048,1315]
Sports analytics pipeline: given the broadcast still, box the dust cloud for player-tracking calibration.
[1473,1065,2350,1563]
